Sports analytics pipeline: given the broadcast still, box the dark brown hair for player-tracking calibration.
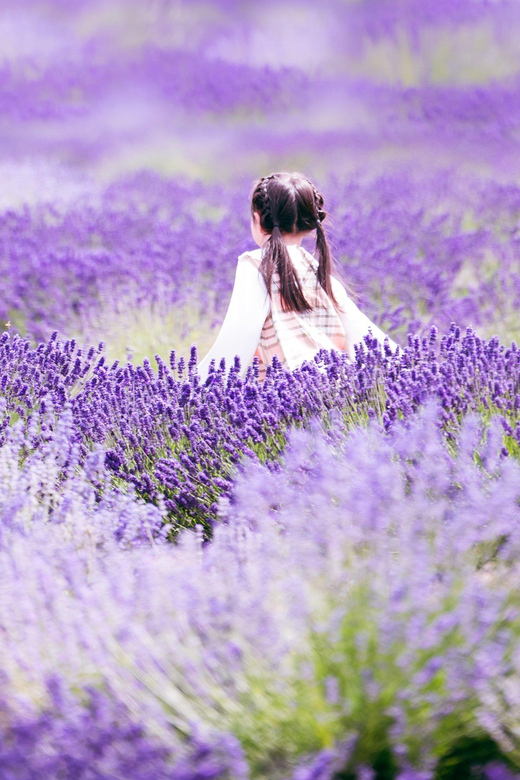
[250,171,344,314]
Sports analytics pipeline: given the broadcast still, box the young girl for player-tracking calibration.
[197,171,398,383]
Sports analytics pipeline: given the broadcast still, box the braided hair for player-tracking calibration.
[250,171,343,314]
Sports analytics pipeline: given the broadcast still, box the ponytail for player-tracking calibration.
[251,172,353,314]
[258,176,312,313]
[315,219,340,310]
[263,226,312,313]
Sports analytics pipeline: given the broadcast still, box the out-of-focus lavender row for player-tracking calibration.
[2,0,520,181]
[0,174,247,349]
[1,167,520,359]
[1,0,520,358]
[1,397,519,777]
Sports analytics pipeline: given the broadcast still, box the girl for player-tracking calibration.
[197,171,398,383]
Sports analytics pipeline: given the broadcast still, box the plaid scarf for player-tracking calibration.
[239,245,348,382]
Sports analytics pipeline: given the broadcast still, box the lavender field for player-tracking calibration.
[3,1,520,778]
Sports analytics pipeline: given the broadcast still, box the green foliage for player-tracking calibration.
[435,736,516,780]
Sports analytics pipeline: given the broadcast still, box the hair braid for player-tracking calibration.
[260,175,278,230]
[311,184,325,225]
[250,171,352,313]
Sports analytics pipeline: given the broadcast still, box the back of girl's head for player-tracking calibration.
[250,171,344,314]
[251,172,325,235]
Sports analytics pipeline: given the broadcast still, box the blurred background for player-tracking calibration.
[3,0,520,364]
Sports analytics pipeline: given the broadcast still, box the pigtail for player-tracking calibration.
[311,185,357,311]
[270,227,311,313]
[315,220,339,308]
[257,175,312,313]
[251,171,355,314]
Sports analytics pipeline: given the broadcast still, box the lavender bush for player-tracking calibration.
[0,325,518,774]
[3,167,520,358]
[3,0,520,358]
[1,321,520,538]
[0,403,519,777]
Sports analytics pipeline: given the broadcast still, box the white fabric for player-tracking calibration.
[329,276,399,361]
[197,243,399,381]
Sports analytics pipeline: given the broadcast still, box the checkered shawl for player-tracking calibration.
[238,245,348,382]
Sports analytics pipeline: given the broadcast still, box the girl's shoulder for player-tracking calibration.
[237,247,262,270]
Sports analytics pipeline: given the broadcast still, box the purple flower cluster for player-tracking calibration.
[0,174,248,342]
[0,402,518,777]
[1,0,520,356]
[0,47,309,122]
[3,0,520,190]
[2,322,520,541]
[0,399,169,550]
[0,676,247,779]
[69,322,520,536]
[2,166,520,360]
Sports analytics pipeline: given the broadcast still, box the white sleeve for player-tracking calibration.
[197,260,270,381]
[331,276,399,361]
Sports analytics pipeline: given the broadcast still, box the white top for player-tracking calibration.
[197,244,399,382]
